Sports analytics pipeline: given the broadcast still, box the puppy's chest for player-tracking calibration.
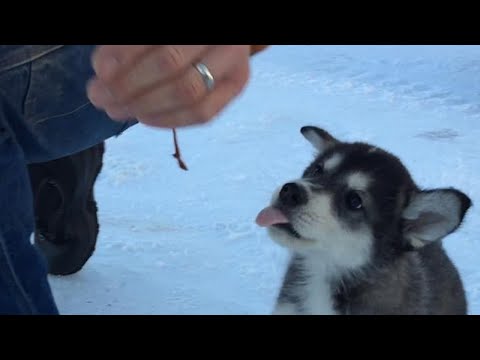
[296,261,342,315]
[301,275,339,315]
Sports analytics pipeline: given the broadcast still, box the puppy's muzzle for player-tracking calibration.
[279,182,308,208]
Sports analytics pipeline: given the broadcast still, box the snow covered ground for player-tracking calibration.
[49,45,480,314]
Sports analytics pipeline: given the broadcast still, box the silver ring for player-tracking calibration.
[194,62,215,91]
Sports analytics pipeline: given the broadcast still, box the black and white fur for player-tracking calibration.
[264,126,472,315]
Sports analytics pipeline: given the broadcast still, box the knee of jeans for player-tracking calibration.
[15,45,137,163]
[26,111,137,164]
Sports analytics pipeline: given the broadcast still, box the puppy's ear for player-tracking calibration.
[402,188,472,249]
[301,126,338,154]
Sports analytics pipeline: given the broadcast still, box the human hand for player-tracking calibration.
[87,45,251,128]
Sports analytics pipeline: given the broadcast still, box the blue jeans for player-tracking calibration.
[0,45,135,314]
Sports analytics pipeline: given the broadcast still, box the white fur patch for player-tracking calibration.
[273,247,372,315]
[298,194,372,269]
[324,153,343,172]
[302,255,338,315]
[347,172,371,191]
[409,237,427,249]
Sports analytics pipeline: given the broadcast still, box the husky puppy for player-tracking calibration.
[256,126,472,315]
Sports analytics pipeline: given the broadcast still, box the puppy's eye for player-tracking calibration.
[313,163,324,176]
[345,191,363,211]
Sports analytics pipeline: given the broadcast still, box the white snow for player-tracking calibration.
[49,45,480,314]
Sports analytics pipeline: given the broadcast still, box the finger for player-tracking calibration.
[105,106,133,121]
[87,79,116,108]
[137,61,250,128]
[124,45,249,117]
[100,45,210,104]
[92,45,154,81]
[86,79,132,120]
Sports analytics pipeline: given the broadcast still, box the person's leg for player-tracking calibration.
[0,45,135,314]
[2,45,135,163]
[27,141,105,276]
[0,100,59,314]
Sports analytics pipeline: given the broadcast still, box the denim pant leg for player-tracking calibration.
[0,118,59,314]
[0,45,136,314]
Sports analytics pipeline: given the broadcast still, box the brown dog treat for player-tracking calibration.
[172,128,188,171]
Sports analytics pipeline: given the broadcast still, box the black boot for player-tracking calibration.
[27,142,105,276]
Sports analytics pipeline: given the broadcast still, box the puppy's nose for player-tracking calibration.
[279,182,307,207]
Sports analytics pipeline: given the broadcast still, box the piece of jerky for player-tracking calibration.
[172,128,188,171]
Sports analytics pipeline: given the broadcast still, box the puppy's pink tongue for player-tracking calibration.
[256,206,289,227]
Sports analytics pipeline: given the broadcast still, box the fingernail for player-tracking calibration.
[87,80,115,107]
[94,56,120,81]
